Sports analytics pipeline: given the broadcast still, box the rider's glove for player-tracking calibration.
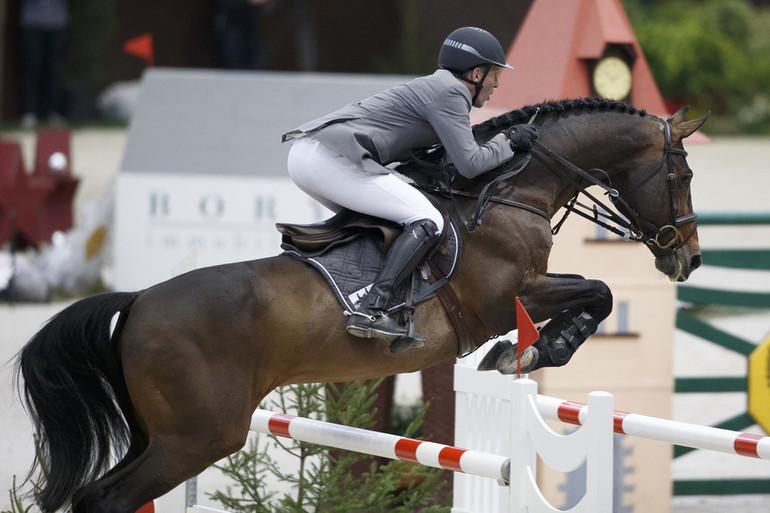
[502,124,538,152]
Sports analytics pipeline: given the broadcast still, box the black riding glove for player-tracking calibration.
[502,124,539,152]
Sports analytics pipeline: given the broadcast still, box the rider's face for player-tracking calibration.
[473,66,501,108]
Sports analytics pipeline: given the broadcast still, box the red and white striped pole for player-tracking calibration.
[250,409,510,482]
[251,382,769,504]
[536,395,770,460]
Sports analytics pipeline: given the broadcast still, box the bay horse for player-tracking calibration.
[17,99,708,513]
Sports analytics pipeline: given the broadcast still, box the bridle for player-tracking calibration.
[530,117,698,254]
[611,119,698,253]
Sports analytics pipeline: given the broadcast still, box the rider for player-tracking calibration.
[282,26,539,348]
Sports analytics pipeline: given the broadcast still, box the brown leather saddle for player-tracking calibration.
[276,209,400,257]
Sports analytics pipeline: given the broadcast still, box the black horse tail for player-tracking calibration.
[15,291,140,513]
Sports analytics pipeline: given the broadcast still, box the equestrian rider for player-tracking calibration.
[282,26,538,349]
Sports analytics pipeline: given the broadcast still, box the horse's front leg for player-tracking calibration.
[478,272,613,374]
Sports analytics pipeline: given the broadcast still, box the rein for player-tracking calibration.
[414,118,697,254]
[530,119,697,253]
[409,147,550,232]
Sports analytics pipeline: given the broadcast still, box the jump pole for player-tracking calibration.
[250,379,616,513]
[535,395,770,460]
[196,378,769,513]
[250,409,511,483]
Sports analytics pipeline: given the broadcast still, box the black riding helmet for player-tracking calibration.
[438,26,514,104]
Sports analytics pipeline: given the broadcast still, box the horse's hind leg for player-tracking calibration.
[71,383,256,513]
[72,420,252,513]
[97,424,149,482]
[73,330,258,512]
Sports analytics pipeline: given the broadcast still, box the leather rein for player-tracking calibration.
[420,118,697,255]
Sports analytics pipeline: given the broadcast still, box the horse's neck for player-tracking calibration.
[520,114,652,215]
[446,110,657,338]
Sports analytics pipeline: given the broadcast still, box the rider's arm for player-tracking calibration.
[420,87,513,179]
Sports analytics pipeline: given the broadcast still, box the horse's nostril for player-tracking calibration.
[691,254,702,271]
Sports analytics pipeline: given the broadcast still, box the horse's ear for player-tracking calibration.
[667,106,690,124]
[670,109,711,140]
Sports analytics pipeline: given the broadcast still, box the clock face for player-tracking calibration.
[593,56,632,101]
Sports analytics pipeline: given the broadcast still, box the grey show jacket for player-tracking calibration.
[282,69,514,179]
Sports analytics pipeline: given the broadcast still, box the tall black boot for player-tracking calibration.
[346,219,440,345]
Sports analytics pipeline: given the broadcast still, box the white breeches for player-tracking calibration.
[287,137,444,232]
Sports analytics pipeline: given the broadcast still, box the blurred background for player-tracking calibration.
[0,0,769,133]
[1,1,770,512]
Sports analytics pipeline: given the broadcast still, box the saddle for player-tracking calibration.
[276,208,476,357]
[276,210,400,257]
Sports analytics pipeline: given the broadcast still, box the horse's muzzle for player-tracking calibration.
[655,249,702,282]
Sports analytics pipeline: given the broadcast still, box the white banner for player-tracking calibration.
[114,172,327,290]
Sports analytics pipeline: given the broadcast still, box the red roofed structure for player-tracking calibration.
[0,130,79,250]
[473,0,708,145]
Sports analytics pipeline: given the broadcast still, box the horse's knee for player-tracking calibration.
[586,279,613,321]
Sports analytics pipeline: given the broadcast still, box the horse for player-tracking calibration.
[16,98,708,513]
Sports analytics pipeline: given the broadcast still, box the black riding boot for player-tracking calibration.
[346,219,440,347]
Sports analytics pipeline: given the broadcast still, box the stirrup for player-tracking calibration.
[390,333,426,354]
[389,308,425,353]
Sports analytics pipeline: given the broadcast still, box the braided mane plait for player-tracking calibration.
[397,98,649,173]
[472,98,647,139]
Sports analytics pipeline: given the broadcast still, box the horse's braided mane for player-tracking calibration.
[397,98,649,174]
[472,97,647,138]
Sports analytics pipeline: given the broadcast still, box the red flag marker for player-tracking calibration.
[123,33,154,67]
[136,502,154,513]
[515,297,539,377]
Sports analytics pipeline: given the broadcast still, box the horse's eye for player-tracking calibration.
[681,175,692,186]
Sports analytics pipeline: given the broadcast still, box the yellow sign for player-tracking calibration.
[748,334,770,434]
[85,225,106,260]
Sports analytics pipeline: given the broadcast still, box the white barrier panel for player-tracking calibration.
[245,376,769,513]
[453,363,512,512]
[251,379,616,513]
[509,379,614,513]
[250,409,510,482]
[535,395,770,460]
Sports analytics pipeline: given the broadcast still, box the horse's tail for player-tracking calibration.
[15,291,140,513]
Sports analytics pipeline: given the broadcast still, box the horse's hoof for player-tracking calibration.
[477,339,513,371]
[497,345,539,375]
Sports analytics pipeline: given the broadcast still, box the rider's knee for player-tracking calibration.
[406,217,443,238]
